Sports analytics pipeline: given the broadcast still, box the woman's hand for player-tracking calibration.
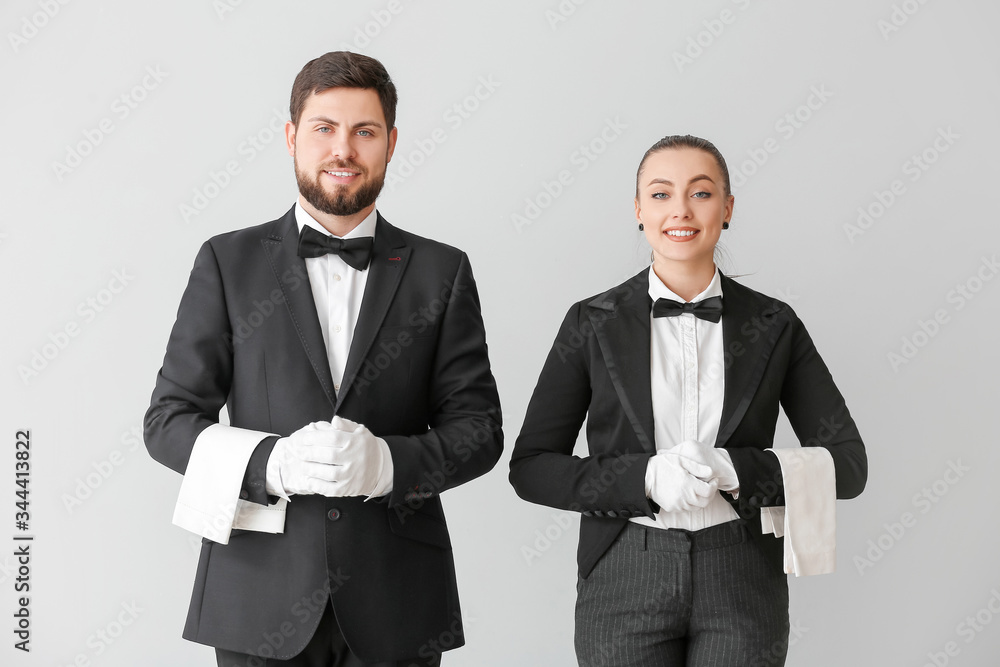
[644,450,718,512]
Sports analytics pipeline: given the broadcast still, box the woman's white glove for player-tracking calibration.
[667,440,740,493]
[644,450,718,512]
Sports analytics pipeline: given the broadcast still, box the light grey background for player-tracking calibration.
[2,1,998,665]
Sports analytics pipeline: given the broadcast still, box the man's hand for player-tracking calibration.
[666,440,740,493]
[645,450,718,513]
[265,418,393,500]
[322,416,393,499]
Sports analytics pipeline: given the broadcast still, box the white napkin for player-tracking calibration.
[760,447,836,576]
[173,424,286,544]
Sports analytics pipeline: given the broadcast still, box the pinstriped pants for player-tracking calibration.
[575,521,789,667]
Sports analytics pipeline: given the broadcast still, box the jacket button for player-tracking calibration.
[327,509,341,521]
[582,511,593,517]
[606,510,617,518]
[239,490,248,500]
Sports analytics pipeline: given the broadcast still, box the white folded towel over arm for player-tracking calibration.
[760,447,836,577]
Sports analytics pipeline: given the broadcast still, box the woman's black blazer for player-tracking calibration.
[509,268,867,577]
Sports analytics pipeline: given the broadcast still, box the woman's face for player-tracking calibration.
[634,147,734,270]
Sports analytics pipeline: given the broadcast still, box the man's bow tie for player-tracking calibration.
[297,225,374,271]
[652,296,724,323]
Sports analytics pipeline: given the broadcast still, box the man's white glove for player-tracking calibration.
[265,417,393,500]
[644,450,718,513]
[667,440,740,494]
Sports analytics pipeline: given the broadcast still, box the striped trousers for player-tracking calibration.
[575,520,789,666]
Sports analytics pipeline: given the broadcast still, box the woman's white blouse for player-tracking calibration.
[629,265,741,531]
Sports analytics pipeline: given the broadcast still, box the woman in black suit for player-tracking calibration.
[509,135,867,666]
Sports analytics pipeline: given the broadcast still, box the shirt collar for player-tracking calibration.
[294,199,378,240]
[647,264,723,303]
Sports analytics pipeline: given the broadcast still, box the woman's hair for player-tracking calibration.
[634,134,731,199]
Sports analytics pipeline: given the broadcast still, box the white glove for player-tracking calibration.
[265,418,393,500]
[644,450,718,513]
[322,416,393,499]
[667,440,740,493]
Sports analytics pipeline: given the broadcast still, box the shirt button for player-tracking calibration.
[334,325,342,333]
[327,509,341,521]
[334,274,342,281]
[334,383,340,391]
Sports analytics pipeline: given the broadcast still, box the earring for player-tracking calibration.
[722,221,730,230]
[638,223,644,231]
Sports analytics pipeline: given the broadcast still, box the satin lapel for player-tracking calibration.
[715,273,789,448]
[261,207,337,408]
[335,213,409,414]
[588,270,656,455]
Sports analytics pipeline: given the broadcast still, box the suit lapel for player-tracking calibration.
[261,207,337,408]
[335,213,410,413]
[715,273,789,448]
[588,270,657,454]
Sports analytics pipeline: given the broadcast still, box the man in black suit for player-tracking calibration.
[144,51,502,666]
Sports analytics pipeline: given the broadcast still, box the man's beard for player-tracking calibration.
[295,158,386,217]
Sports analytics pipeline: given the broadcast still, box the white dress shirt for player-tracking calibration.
[630,264,740,532]
[295,200,376,394]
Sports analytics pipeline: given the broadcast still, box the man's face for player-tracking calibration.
[286,87,397,218]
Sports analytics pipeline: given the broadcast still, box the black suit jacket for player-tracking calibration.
[144,207,502,661]
[509,268,866,578]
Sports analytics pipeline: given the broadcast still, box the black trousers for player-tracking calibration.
[215,599,441,667]
[575,520,789,667]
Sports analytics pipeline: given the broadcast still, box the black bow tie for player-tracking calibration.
[652,296,724,323]
[297,225,374,271]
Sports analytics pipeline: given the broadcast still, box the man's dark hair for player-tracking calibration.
[289,51,397,129]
